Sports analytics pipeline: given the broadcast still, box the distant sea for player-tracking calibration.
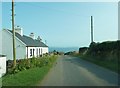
[49,47,79,53]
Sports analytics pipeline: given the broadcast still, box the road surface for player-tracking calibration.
[39,55,118,86]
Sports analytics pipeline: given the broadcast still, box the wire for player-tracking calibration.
[15,2,85,17]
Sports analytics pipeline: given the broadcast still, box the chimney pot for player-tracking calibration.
[15,26,23,36]
[29,32,35,39]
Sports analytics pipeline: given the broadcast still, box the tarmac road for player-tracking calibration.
[39,55,118,86]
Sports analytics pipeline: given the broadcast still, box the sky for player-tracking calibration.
[1,0,119,2]
[1,1,118,47]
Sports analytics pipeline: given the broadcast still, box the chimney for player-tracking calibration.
[29,32,35,39]
[15,26,23,36]
[37,36,42,42]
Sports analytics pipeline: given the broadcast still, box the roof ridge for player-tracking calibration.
[7,29,48,47]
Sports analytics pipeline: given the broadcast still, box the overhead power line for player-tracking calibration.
[18,3,83,17]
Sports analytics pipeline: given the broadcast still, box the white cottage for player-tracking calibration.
[0,27,48,60]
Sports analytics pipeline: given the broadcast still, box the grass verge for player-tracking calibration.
[72,54,118,73]
[2,55,57,86]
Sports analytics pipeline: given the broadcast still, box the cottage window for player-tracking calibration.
[30,49,32,56]
[39,48,40,55]
[33,49,35,56]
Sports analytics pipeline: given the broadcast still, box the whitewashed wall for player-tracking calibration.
[42,47,48,54]
[26,47,48,58]
[0,56,6,77]
[2,29,48,60]
[26,47,36,58]
[2,29,26,60]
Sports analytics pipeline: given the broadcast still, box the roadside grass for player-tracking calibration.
[72,54,118,73]
[2,55,57,86]
[2,66,49,86]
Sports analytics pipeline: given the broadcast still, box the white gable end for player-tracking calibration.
[2,29,26,60]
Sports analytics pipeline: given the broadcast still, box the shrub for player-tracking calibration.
[85,40,120,61]
[7,55,57,74]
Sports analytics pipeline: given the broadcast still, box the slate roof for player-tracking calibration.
[8,30,48,47]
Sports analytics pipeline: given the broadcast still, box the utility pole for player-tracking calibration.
[12,0,16,68]
[91,16,94,43]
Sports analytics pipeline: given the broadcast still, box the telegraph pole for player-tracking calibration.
[12,0,16,68]
[91,16,94,43]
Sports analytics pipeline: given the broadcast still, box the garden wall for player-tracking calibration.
[0,55,6,77]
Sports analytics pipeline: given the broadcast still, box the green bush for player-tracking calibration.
[86,40,120,61]
[7,55,57,74]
